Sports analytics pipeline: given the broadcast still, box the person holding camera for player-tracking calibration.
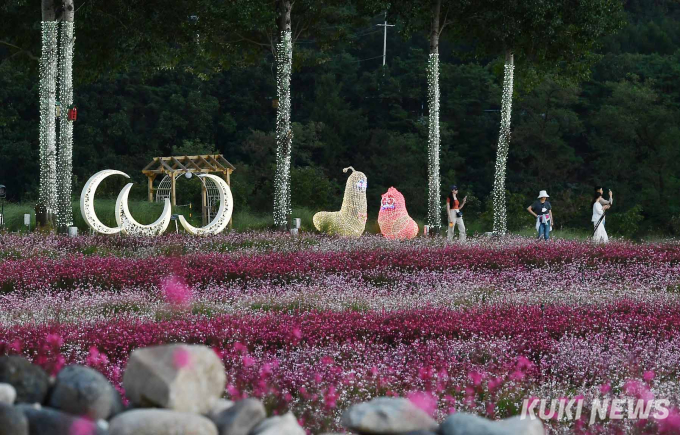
[592,187,613,243]
[447,185,467,241]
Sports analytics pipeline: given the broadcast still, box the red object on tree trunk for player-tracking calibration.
[68,106,77,121]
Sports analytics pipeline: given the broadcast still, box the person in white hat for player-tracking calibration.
[527,190,553,240]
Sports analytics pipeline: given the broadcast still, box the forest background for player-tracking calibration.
[1,0,680,237]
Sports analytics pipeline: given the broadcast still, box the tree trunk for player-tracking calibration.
[56,0,75,230]
[38,0,59,228]
[426,0,441,234]
[492,49,515,236]
[273,0,293,229]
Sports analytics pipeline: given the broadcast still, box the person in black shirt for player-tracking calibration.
[527,190,553,240]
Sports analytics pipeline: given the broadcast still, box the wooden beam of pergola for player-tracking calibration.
[142,154,236,229]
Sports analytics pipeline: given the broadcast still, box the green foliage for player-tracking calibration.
[608,204,644,239]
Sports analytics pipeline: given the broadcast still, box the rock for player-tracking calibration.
[0,384,16,405]
[0,403,28,435]
[17,404,107,435]
[440,413,544,435]
[49,365,119,420]
[109,409,217,435]
[210,398,265,435]
[123,344,225,414]
[251,413,305,435]
[207,398,234,421]
[341,397,438,434]
[0,356,50,404]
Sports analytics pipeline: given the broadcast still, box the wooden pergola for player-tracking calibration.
[142,155,235,206]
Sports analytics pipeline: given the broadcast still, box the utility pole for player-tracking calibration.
[376,12,394,69]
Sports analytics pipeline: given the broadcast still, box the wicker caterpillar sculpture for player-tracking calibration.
[313,167,367,237]
[378,187,419,240]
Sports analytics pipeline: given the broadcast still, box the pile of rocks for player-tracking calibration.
[0,343,544,435]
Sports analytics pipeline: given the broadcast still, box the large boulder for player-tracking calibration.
[0,356,49,404]
[440,413,544,435]
[0,384,16,405]
[17,404,108,435]
[123,344,225,414]
[0,403,28,435]
[341,397,438,434]
[251,413,305,435]
[206,399,234,421]
[49,365,119,420]
[209,398,265,435]
[109,409,218,435]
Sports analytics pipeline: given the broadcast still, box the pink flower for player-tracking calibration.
[173,348,191,369]
[659,408,680,433]
[324,385,339,409]
[242,355,255,368]
[468,371,484,387]
[407,391,437,417]
[70,418,96,435]
[644,370,655,382]
[161,276,192,308]
[600,382,611,394]
[46,333,63,349]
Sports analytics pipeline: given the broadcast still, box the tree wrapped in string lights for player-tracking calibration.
[427,52,441,233]
[491,52,513,235]
[313,167,367,237]
[378,187,419,240]
[273,30,293,228]
[38,19,59,223]
[56,11,75,229]
[38,0,77,230]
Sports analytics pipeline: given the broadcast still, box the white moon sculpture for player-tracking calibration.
[80,170,129,234]
[115,184,172,236]
[178,174,233,236]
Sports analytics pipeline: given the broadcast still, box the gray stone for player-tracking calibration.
[341,397,438,434]
[0,383,16,405]
[17,404,107,435]
[0,356,50,404]
[0,403,28,435]
[440,413,544,435]
[251,413,305,435]
[207,398,234,421]
[109,409,217,435]
[210,398,265,435]
[123,344,225,414]
[49,365,118,420]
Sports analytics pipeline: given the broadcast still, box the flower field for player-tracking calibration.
[2,233,680,433]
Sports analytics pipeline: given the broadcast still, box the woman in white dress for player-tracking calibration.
[592,188,612,243]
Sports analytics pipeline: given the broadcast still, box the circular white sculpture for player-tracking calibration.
[178,174,233,236]
[115,184,172,236]
[80,169,129,234]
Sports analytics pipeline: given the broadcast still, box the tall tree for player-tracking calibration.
[273,0,294,229]
[38,0,59,226]
[459,0,625,235]
[56,0,75,229]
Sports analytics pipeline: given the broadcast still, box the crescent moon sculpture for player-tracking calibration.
[80,170,129,234]
[115,184,172,236]
[178,174,233,236]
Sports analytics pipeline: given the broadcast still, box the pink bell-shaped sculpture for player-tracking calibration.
[378,187,419,240]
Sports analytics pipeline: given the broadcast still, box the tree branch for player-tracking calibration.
[0,40,39,61]
[236,32,271,48]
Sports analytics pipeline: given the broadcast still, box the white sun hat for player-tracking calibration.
[537,190,550,198]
